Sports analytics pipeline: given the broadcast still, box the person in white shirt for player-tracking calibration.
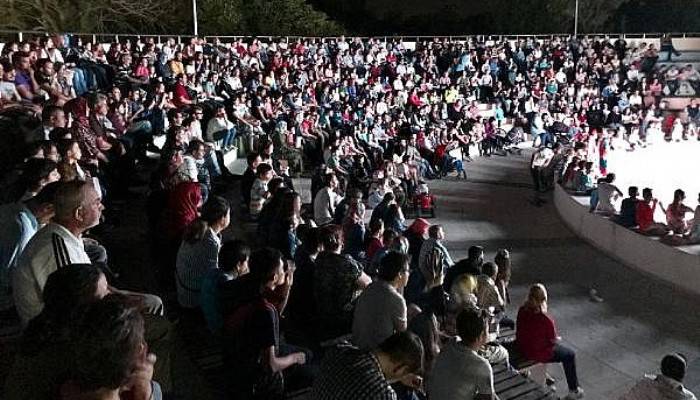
[619,353,697,400]
[206,105,237,150]
[595,173,624,216]
[530,146,554,192]
[313,172,343,226]
[12,180,102,324]
[0,62,22,104]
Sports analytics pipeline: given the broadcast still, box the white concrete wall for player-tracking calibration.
[554,185,700,296]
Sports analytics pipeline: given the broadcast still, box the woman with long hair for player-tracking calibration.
[175,195,230,310]
[664,189,694,235]
[516,284,584,399]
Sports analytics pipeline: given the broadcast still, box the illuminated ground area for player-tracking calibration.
[420,149,700,399]
[607,139,700,216]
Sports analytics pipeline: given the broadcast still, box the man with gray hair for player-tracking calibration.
[12,180,163,325]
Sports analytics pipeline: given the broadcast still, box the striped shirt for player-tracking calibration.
[12,223,91,324]
[310,345,396,400]
[176,228,221,308]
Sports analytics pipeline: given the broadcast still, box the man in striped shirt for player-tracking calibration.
[12,180,163,325]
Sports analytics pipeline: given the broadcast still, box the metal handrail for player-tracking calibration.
[2,29,700,44]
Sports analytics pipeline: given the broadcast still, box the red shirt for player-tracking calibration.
[516,306,557,362]
[636,200,657,231]
[366,238,383,261]
[173,83,190,108]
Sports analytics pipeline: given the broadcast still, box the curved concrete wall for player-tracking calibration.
[554,185,700,295]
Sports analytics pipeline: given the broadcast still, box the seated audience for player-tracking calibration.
[615,186,640,228]
[493,249,515,329]
[445,245,484,291]
[428,308,497,400]
[636,188,670,236]
[314,224,371,339]
[63,295,162,400]
[475,262,505,312]
[594,173,623,215]
[516,284,584,399]
[249,162,273,218]
[0,182,58,313]
[287,226,322,334]
[365,219,385,262]
[404,218,430,269]
[313,172,343,226]
[223,247,310,399]
[13,181,162,325]
[418,224,454,284]
[370,191,396,226]
[665,189,694,235]
[352,251,410,350]
[175,196,230,310]
[241,152,262,211]
[618,353,697,400]
[5,263,110,400]
[310,331,424,400]
[200,239,250,335]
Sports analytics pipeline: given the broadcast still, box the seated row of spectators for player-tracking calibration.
[0,31,697,400]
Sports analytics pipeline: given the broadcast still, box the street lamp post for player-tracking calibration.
[574,0,579,36]
[192,0,199,36]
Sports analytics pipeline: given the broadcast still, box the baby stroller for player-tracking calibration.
[404,183,437,219]
[414,192,437,218]
[499,127,525,155]
[549,121,571,145]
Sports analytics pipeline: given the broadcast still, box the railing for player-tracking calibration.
[2,29,700,45]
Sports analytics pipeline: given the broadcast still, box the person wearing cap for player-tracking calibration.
[404,218,430,269]
[618,353,696,399]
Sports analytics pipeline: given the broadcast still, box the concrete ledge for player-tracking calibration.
[554,184,700,296]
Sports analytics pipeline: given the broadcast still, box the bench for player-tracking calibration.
[493,362,557,400]
[497,327,550,387]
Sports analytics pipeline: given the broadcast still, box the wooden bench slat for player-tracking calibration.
[495,374,528,393]
[513,389,553,400]
[498,380,543,400]
[492,361,510,374]
[494,369,517,384]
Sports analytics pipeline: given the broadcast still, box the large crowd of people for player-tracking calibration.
[0,32,697,400]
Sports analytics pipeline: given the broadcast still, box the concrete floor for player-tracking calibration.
[418,150,700,399]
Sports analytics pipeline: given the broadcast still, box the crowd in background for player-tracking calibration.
[0,32,697,400]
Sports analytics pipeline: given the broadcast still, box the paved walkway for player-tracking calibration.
[423,151,700,399]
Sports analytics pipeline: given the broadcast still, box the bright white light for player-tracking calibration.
[606,139,700,220]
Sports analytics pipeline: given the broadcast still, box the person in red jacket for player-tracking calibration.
[516,284,584,399]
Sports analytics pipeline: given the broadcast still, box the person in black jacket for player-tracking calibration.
[241,152,261,212]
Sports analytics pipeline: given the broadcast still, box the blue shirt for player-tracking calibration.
[200,268,235,334]
[0,203,38,310]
